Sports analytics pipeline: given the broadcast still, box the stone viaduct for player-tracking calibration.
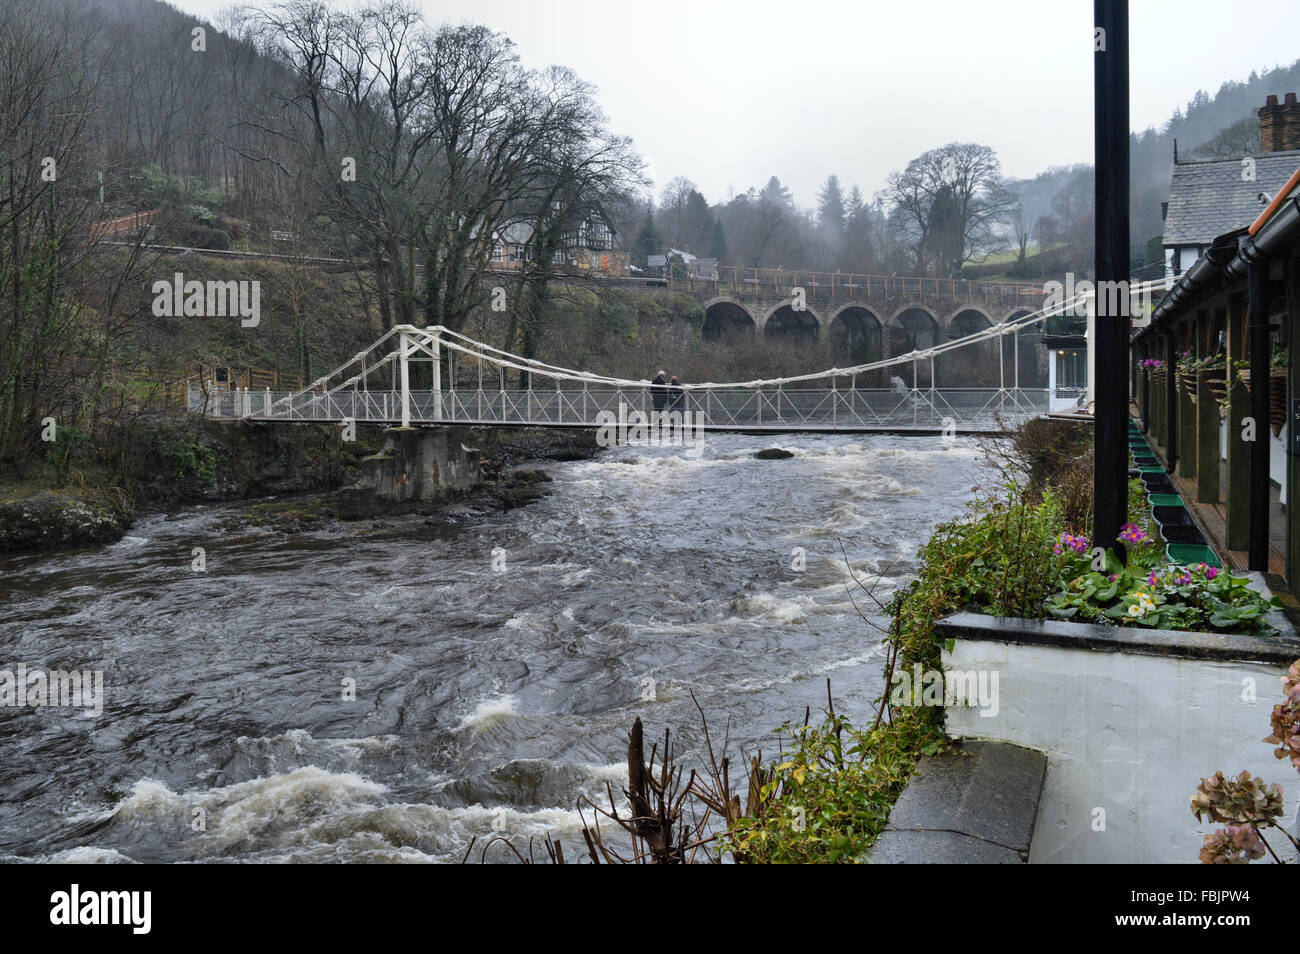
[664,266,1047,357]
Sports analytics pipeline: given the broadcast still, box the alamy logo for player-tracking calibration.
[889,662,1000,717]
[1042,271,1151,320]
[151,272,260,327]
[50,884,151,934]
[0,663,103,716]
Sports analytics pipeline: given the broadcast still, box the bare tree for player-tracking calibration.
[0,0,107,468]
[502,66,643,380]
[883,142,1019,277]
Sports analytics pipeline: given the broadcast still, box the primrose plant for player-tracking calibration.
[1046,534,1280,636]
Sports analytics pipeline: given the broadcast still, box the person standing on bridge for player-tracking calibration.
[651,370,668,417]
[668,376,685,414]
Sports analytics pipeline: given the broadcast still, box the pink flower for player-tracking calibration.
[1205,566,1219,580]
[1055,533,1088,556]
[1119,523,1149,545]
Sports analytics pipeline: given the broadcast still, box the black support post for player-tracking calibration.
[1140,355,1149,431]
[1248,261,1270,571]
[1093,0,1129,554]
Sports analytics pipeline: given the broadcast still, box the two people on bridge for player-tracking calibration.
[651,371,686,415]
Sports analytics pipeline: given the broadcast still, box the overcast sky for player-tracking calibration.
[171,0,1298,208]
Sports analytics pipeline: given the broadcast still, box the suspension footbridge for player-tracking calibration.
[193,279,1169,434]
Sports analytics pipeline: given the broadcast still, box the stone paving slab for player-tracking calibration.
[869,828,1026,864]
[867,740,1046,864]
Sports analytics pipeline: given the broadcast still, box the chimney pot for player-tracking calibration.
[1258,94,1300,153]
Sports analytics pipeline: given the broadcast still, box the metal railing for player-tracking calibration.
[666,262,1045,304]
[196,384,1051,432]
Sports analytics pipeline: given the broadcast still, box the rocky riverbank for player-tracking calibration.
[0,489,134,554]
[0,419,602,552]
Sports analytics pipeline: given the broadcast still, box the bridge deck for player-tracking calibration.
[197,386,1053,433]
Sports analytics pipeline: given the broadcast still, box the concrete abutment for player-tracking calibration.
[354,426,482,502]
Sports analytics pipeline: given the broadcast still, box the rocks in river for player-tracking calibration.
[469,427,601,466]
[492,486,546,510]
[755,448,794,460]
[508,468,553,484]
[488,467,554,510]
[220,495,341,534]
[0,490,133,553]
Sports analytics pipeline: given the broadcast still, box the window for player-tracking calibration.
[1056,349,1087,390]
[492,243,505,263]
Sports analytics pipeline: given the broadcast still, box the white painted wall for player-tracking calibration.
[1275,423,1287,507]
[943,639,1298,864]
[1214,415,1286,506]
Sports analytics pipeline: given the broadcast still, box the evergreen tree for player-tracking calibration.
[841,185,873,272]
[633,207,660,268]
[817,174,846,238]
[709,218,728,260]
[683,189,713,253]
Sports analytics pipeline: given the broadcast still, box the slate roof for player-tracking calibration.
[1164,151,1300,246]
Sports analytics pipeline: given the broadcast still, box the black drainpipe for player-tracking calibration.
[1140,349,1150,432]
[1248,261,1270,570]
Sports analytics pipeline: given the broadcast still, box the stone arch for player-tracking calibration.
[947,307,993,339]
[940,307,998,388]
[887,305,939,355]
[1005,308,1048,388]
[945,305,995,335]
[762,300,822,340]
[702,297,757,342]
[827,304,883,365]
[887,306,940,388]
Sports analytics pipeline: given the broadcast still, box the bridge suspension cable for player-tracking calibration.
[195,274,1169,433]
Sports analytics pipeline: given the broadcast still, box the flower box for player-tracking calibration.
[1200,367,1228,403]
[1236,366,1287,392]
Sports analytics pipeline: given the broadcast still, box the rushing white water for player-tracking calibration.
[0,432,992,863]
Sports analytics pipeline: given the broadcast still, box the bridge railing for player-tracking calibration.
[667,262,1045,304]
[200,385,1050,431]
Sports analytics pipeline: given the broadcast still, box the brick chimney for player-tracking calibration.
[1259,92,1300,153]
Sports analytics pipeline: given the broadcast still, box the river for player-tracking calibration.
[0,432,991,863]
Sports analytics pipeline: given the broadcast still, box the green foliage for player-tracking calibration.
[139,165,223,209]
[173,442,218,484]
[598,300,636,337]
[903,490,1074,644]
[1128,476,1157,543]
[1047,554,1282,636]
[170,222,231,251]
[723,711,942,864]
